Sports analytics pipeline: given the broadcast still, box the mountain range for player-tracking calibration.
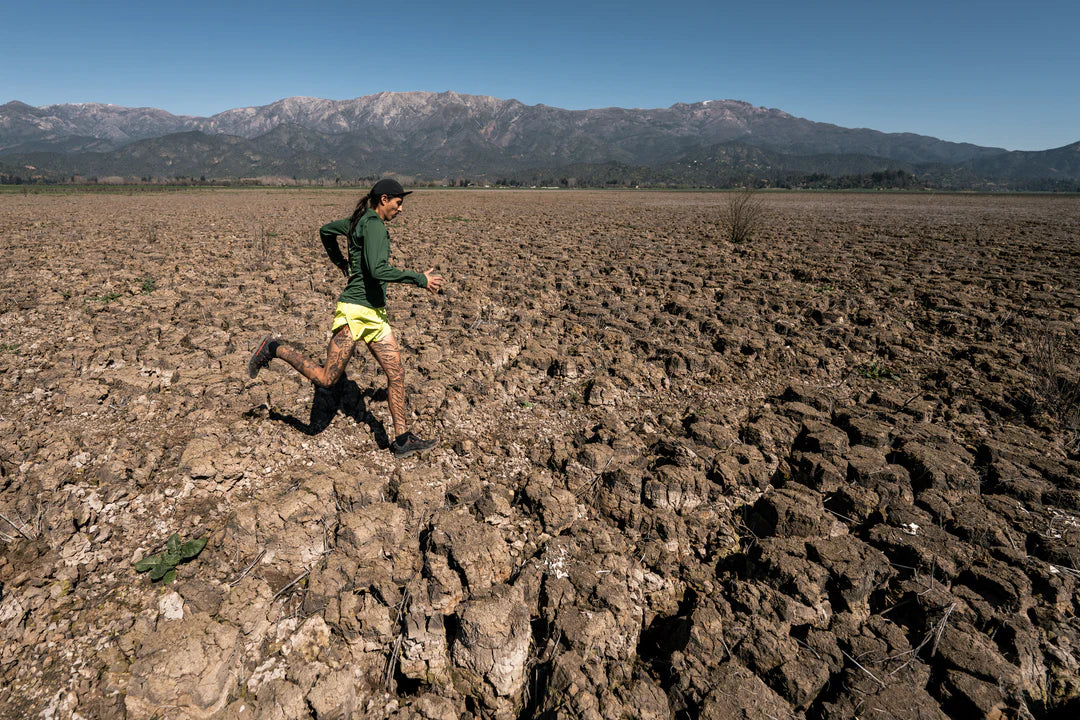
[2,92,1077,189]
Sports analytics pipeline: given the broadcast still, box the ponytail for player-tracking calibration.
[347,192,376,239]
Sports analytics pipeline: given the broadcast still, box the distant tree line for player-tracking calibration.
[0,173,385,187]
[3,166,1076,192]
[0,172,58,185]
[776,170,920,190]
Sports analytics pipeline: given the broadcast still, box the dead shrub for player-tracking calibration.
[1029,325,1080,454]
[722,187,766,244]
[251,227,275,266]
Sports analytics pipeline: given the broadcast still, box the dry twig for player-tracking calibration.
[842,649,887,690]
[229,549,266,587]
[383,586,412,689]
[0,511,35,541]
[887,602,957,677]
[272,569,311,601]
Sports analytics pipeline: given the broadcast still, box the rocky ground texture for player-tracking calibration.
[1,188,1078,719]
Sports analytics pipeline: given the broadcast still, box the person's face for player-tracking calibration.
[377,195,404,222]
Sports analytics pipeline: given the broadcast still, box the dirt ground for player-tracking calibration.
[1,188,1078,719]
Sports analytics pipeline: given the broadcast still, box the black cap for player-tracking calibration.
[369,178,411,199]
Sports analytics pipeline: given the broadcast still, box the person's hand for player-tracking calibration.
[424,268,445,294]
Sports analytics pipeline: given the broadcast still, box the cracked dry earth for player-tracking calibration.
[1,188,1079,720]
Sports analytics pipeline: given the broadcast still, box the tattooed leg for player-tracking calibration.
[368,332,406,437]
[274,326,356,388]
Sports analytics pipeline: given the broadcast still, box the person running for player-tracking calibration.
[248,178,444,458]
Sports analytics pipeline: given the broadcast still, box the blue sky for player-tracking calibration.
[2,0,1076,151]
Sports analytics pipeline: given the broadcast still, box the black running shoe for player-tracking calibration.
[390,432,436,458]
[247,335,276,378]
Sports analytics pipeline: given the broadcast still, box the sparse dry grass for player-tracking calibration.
[1030,325,1080,453]
[722,187,766,244]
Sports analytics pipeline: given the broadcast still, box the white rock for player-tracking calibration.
[159,591,184,621]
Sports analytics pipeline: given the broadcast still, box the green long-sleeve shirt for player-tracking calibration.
[320,210,427,309]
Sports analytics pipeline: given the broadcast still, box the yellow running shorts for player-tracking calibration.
[331,302,392,344]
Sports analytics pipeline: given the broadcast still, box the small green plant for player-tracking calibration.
[856,360,900,381]
[91,291,122,304]
[521,401,534,409]
[140,277,156,294]
[134,533,208,584]
[0,343,19,355]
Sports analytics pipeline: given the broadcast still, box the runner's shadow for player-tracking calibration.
[267,376,390,449]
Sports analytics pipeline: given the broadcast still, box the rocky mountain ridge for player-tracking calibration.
[1,92,1075,188]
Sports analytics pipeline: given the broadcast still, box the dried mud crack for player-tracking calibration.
[1,189,1078,719]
